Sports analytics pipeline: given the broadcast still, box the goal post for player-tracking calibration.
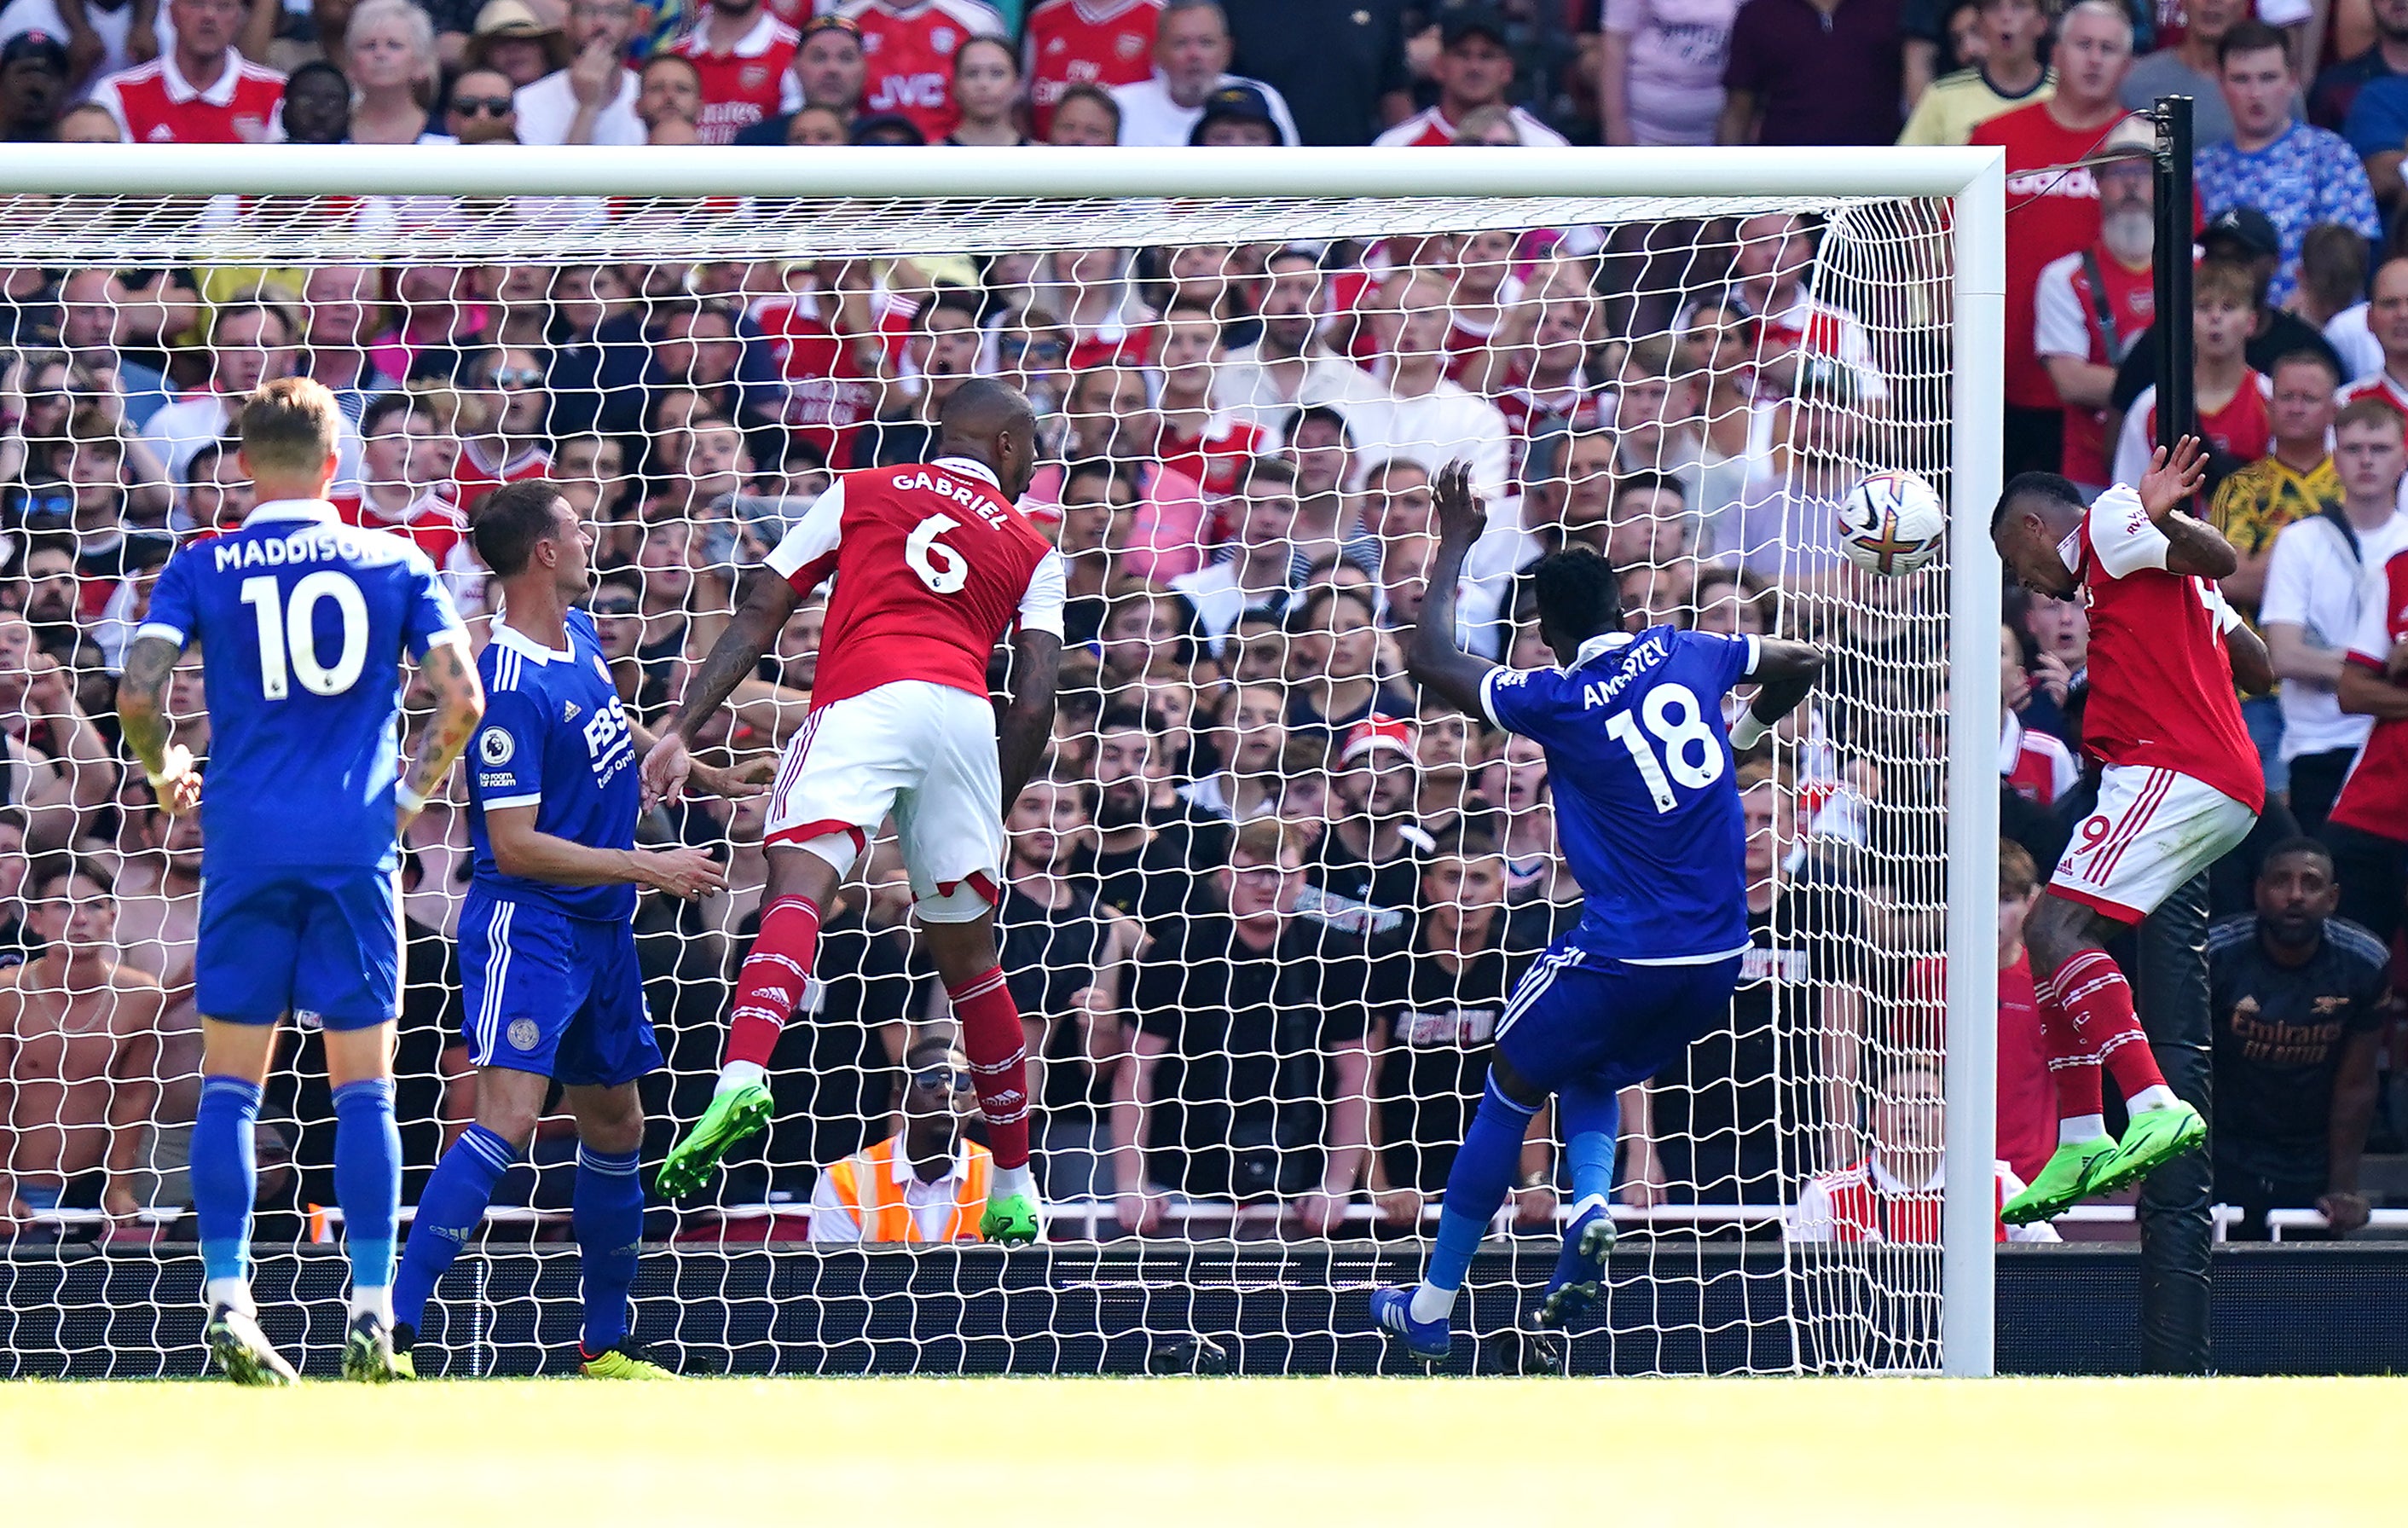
[0,144,2004,1378]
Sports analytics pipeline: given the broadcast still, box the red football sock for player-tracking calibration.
[725,896,823,1070]
[946,966,1032,1171]
[2052,947,2168,1103]
[2035,967,2104,1122]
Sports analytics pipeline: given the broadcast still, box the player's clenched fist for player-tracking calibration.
[634,846,726,900]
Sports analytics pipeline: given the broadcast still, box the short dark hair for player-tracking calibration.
[1061,457,1136,501]
[1531,547,1622,640]
[1614,469,1687,506]
[472,479,570,577]
[26,853,110,902]
[1097,703,1155,735]
[361,392,418,439]
[2260,836,2335,877]
[1291,405,1352,445]
[928,286,982,327]
[2270,347,2342,388]
[2218,17,2290,68]
[1990,471,2084,534]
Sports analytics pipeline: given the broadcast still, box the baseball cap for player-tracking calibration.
[1341,715,1418,768]
[1440,5,1512,49]
[1188,83,1280,144]
[2203,205,2280,260]
[2097,113,2156,161]
[1,29,71,74]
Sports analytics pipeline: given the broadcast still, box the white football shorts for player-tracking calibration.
[2049,763,2257,923]
[762,679,1004,922]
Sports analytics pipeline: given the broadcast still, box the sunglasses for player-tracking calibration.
[489,367,545,389]
[912,1067,970,1093]
[449,96,515,118]
[590,600,639,617]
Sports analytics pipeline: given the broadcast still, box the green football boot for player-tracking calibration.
[657,1081,773,1197]
[2000,1136,2118,1226]
[2087,1101,2208,1197]
[580,1340,677,1380]
[980,1192,1044,1246]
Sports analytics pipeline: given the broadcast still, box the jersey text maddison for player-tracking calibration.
[466,610,641,921]
[2073,483,2266,813]
[765,455,1065,709]
[1480,627,1758,961]
[137,499,464,874]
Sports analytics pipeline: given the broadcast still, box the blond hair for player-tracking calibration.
[239,377,341,477]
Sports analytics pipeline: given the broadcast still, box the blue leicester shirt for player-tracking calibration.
[466,610,641,922]
[139,500,464,876]
[1480,627,1759,963]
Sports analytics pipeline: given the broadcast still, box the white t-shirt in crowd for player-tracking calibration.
[2259,505,2408,760]
[512,67,645,147]
[1108,71,1299,147]
[1601,0,1739,147]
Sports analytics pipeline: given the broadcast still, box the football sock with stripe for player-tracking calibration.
[1412,1073,1540,1324]
[2035,966,2108,1140]
[575,1145,645,1355]
[2051,947,2171,1105]
[393,1124,518,1334]
[1559,1072,1621,1212]
[333,1078,402,1323]
[946,965,1033,1175]
[725,895,823,1074]
[192,1074,263,1310]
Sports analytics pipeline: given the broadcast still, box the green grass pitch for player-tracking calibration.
[9,1375,2399,1525]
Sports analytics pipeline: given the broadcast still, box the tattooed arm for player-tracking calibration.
[397,634,484,835]
[114,634,200,815]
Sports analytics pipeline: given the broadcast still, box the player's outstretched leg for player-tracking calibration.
[392,1122,522,1377]
[332,1075,404,1381]
[1371,1071,1543,1362]
[946,966,1044,1243]
[661,879,831,1196]
[1534,1072,1618,1332]
[2003,967,2116,1224]
[192,1072,296,1384]
[573,1143,671,1378]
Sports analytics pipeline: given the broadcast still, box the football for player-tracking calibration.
[1835,470,1948,576]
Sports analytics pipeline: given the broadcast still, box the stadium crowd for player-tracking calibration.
[0,0,2399,1248]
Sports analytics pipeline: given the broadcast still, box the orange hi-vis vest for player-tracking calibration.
[822,1134,993,1243]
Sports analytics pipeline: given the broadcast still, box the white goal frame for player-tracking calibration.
[0,142,2005,1377]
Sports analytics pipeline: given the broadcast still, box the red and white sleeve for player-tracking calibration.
[2345,555,2405,668]
[2084,483,2172,580]
[1017,548,1068,639]
[764,478,847,593]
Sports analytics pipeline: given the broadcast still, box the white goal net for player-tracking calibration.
[0,148,1999,1378]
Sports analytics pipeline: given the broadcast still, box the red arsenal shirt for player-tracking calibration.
[1969,102,2121,413]
[89,50,286,144]
[2329,546,2408,843]
[839,0,1006,142]
[673,12,805,146]
[1023,0,1159,137]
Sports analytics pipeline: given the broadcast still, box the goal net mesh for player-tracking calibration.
[0,185,1959,1377]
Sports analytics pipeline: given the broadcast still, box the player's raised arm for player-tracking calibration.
[1728,638,1829,751]
[1405,460,1500,715]
[2135,436,2240,581]
[397,635,484,834]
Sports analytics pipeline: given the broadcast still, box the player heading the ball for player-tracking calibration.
[1988,437,2275,1224]
[118,378,487,1385]
[1369,461,1827,1364]
[642,378,1065,1244]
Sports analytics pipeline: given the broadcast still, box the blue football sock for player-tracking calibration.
[1560,1073,1623,1213]
[192,1075,263,1299]
[393,1124,517,1333]
[574,1145,645,1354]
[1415,1073,1541,1322]
[333,1079,402,1312]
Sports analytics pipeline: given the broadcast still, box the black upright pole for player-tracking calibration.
[2139,92,2213,1376]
